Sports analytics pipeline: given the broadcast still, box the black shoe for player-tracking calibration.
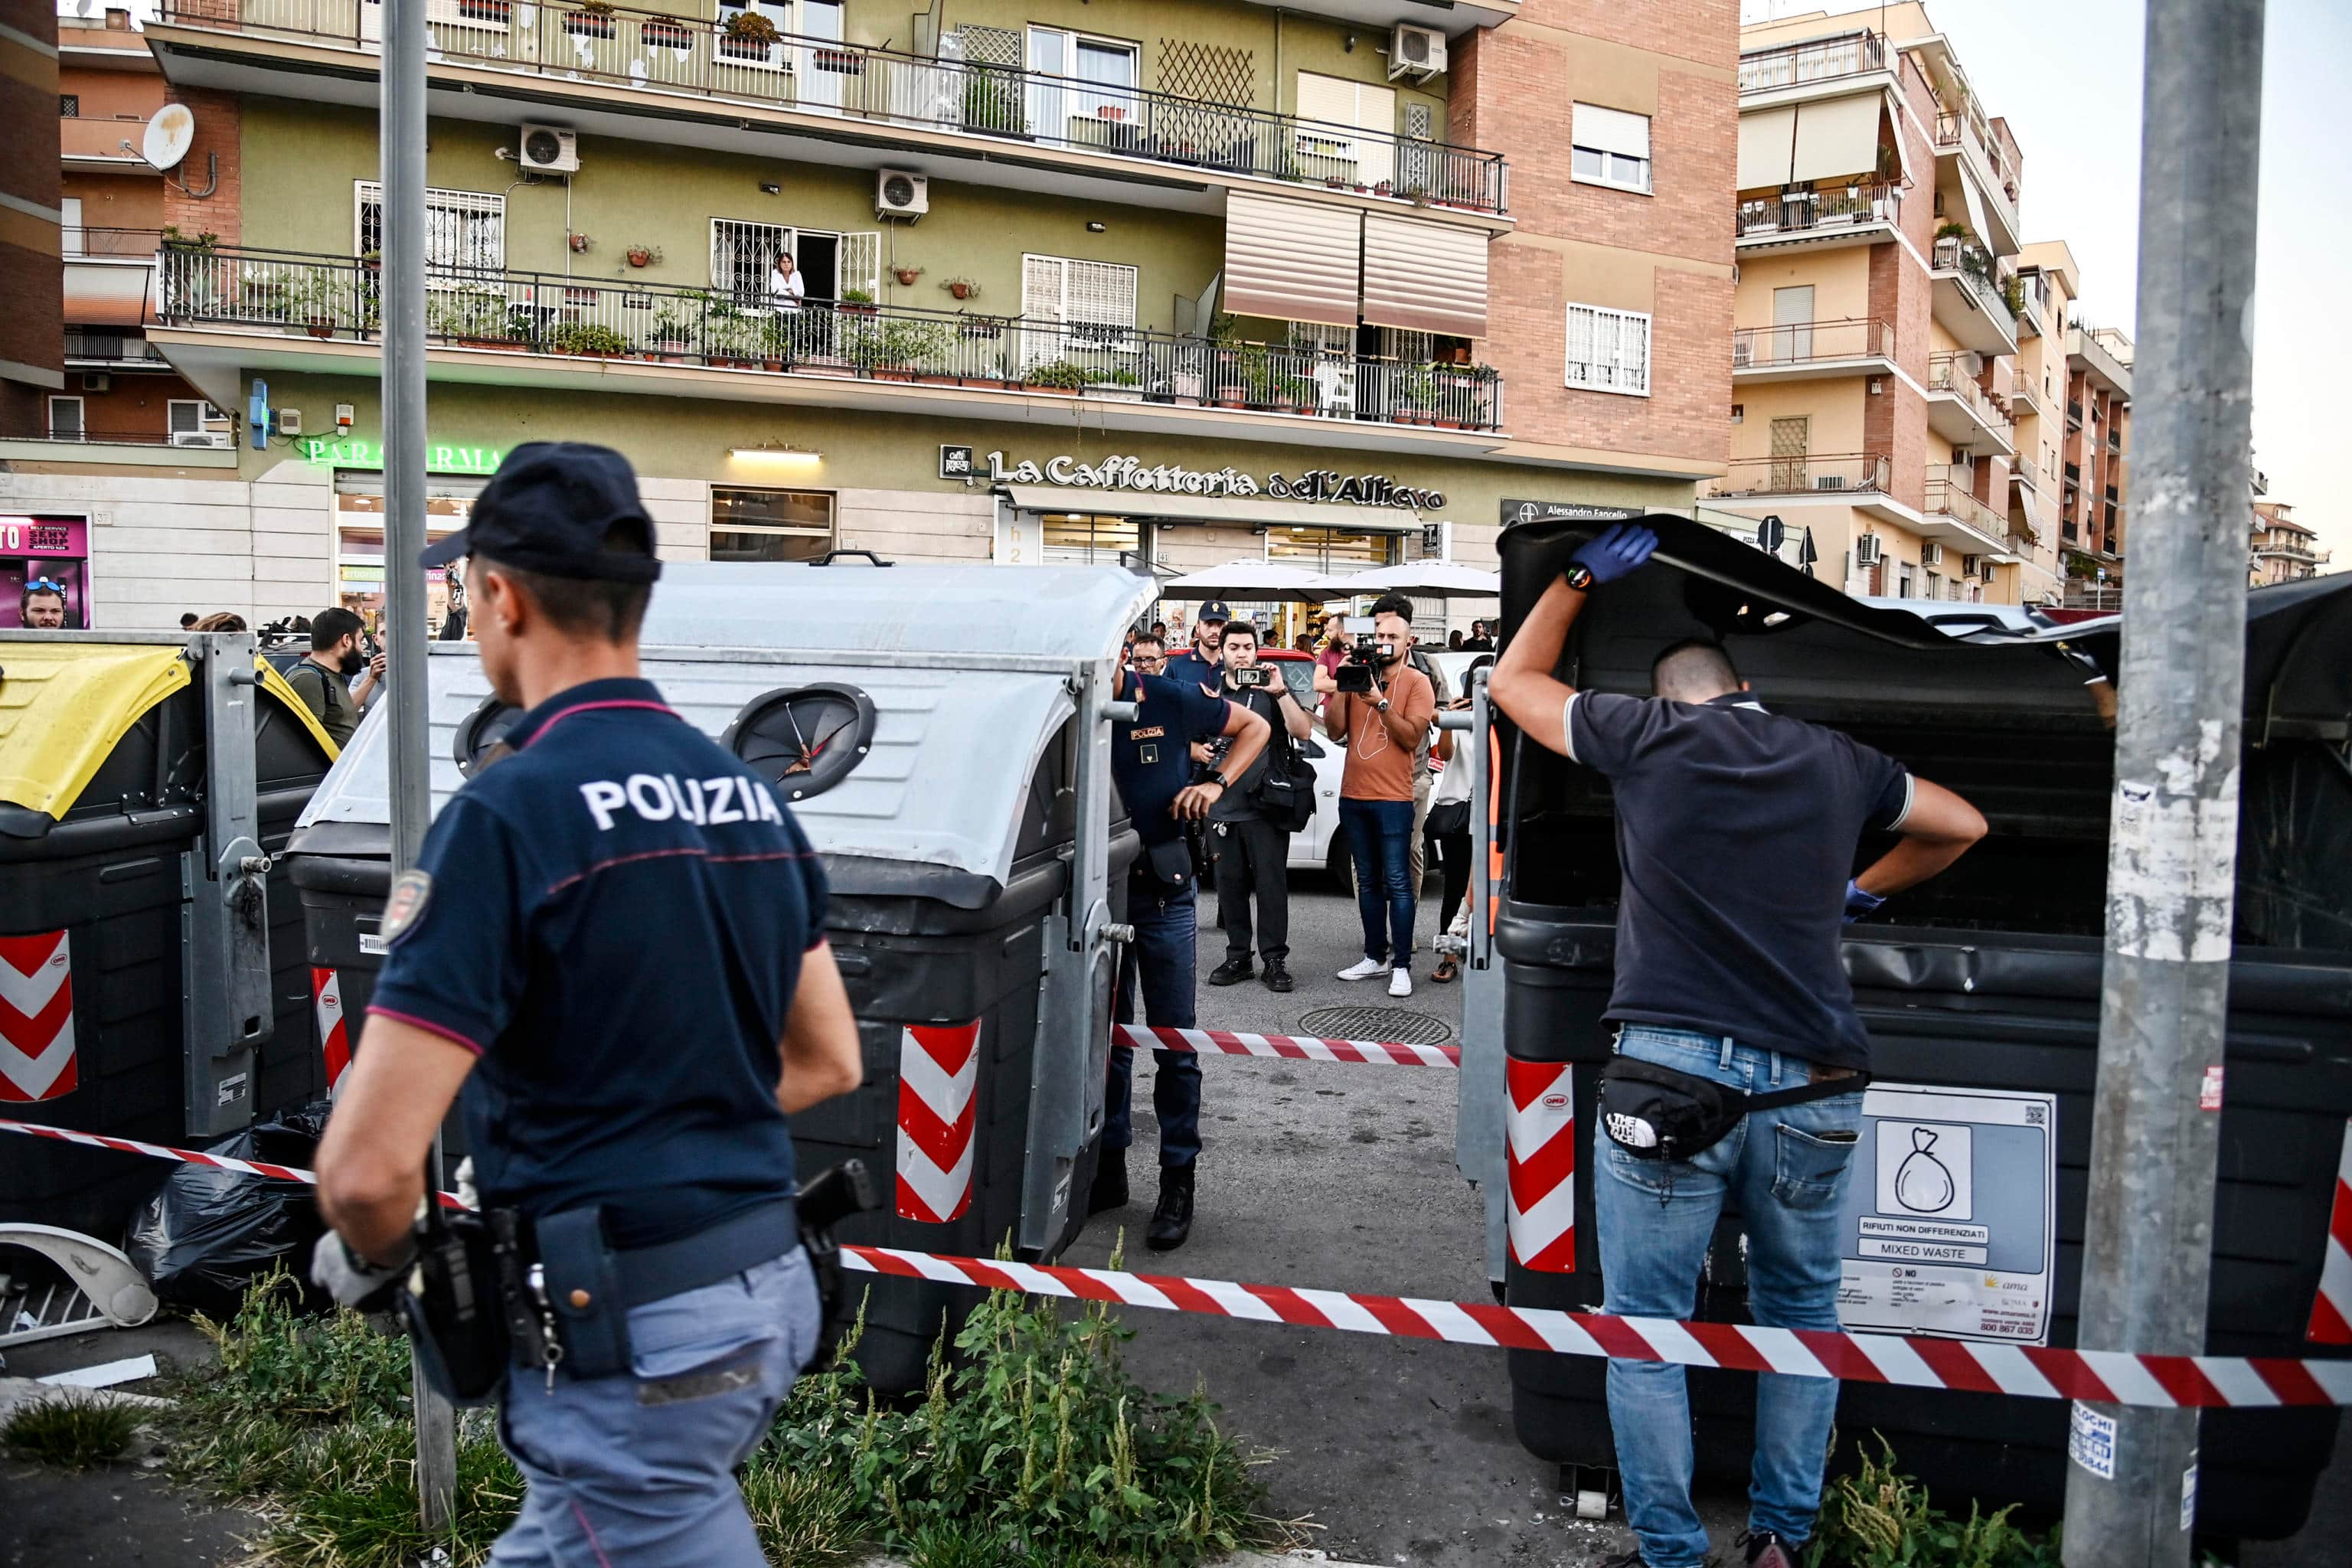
[1145,1164,1195,1251]
[1741,1530,1796,1568]
[1087,1148,1129,1215]
[1207,956,1254,986]
[1263,960,1294,993]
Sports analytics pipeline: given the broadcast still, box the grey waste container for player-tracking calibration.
[1484,518,2352,1540]
[281,561,1151,1391]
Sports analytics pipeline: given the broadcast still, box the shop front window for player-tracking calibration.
[335,486,475,632]
[1042,513,1144,567]
[1266,524,1399,573]
[711,486,835,562]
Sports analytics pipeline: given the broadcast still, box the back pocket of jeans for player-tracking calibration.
[1772,1124,1860,1210]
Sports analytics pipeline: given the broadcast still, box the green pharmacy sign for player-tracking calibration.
[301,438,507,475]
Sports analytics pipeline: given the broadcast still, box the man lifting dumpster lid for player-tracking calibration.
[1093,635,1271,1252]
[305,443,867,1567]
[1487,521,1988,1568]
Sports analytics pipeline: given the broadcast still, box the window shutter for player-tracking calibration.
[1573,103,1650,159]
[839,231,881,299]
[1022,253,1067,368]
[1066,259,1136,330]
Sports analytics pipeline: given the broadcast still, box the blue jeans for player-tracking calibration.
[1596,1026,1864,1566]
[493,1246,822,1566]
[1339,796,1416,969]
[1106,876,1202,1168]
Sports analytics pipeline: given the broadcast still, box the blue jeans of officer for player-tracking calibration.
[491,1246,824,1566]
[1596,1026,1864,1567]
[1339,796,1416,969]
[1106,875,1202,1168]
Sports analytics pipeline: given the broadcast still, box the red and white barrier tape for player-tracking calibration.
[0,1116,468,1209]
[1115,1023,1459,1068]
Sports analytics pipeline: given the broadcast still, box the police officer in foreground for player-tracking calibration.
[1092,637,1270,1250]
[309,443,864,1566]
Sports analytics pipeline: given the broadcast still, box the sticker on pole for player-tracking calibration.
[1835,1084,2057,1345]
[2069,1402,2118,1480]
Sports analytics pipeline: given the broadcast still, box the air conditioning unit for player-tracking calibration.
[1854,534,1884,567]
[876,169,929,220]
[1960,554,1982,576]
[1731,338,1753,368]
[518,124,579,174]
[171,428,230,449]
[1921,542,1945,567]
[1981,557,2000,581]
[1388,24,1446,81]
[81,372,112,393]
[1958,350,1986,378]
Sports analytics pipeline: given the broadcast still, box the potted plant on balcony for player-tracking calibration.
[941,276,979,302]
[892,264,923,287]
[429,285,514,348]
[1025,360,1090,396]
[703,302,760,368]
[962,66,1023,136]
[645,296,694,361]
[720,7,781,57]
[550,320,629,358]
[289,270,342,339]
[1083,366,1143,403]
[1391,365,1439,425]
[838,287,877,318]
[626,243,662,270]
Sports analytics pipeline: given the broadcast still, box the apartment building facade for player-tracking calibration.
[0,0,1734,633]
[1708,2,2033,605]
[2007,239,2136,609]
[0,2,64,438]
[2251,501,2325,586]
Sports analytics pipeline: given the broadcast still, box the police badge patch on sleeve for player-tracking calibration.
[380,870,434,945]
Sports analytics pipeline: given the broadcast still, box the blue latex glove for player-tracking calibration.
[1844,880,1886,923]
[1571,522,1661,585]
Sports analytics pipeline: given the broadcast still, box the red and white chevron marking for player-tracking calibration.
[2309,1119,2352,1344]
[840,1244,2352,1410]
[1,1115,2347,1408]
[0,931,77,1103]
[896,1021,981,1224]
[312,968,351,1090]
[1115,1023,1459,1068]
[1506,1059,1576,1274]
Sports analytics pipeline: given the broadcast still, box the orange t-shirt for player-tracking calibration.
[1333,664,1436,802]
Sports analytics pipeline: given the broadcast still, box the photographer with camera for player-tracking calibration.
[1204,622,1312,994]
[1321,593,1438,998]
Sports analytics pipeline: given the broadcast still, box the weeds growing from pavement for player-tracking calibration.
[158,1251,1285,1567]
[1,1390,142,1468]
[1804,1434,2062,1568]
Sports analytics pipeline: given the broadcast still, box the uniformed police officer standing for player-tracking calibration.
[1092,648,1269,1250]
[309,443,864,1566]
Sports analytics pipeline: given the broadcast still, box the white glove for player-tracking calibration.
[309,1230,413,1310]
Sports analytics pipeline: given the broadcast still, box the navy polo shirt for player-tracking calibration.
[368,677,828,1248]
[1111,668,1231,847]
[1566,689,1913,1070]
[1161,646,1223,691]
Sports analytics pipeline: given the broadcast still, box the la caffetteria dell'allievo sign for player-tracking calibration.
[985,450,1446,511]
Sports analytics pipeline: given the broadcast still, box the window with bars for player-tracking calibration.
[1287,321,1353,356]
[1021,254,1139,364]
[1563,303,1650,396]
[711,219,790,303]
[355,182,505,272]
[60,95,79,118]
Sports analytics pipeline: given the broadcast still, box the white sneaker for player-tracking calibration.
[1337,956,1390,982]
[1388,968,1414,998]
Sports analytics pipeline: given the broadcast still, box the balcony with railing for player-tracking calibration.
[1735,181,1901,243]
[1702,452,1891,500]
[63,327,172,366]
[152,244,1504,436]
[1929,235,2018,354]
[2011,455,2038,489]
[2067,321,2133,396]
[1738,30,1890,95]
[1932,105,2021,249]
[152,0,1509,215]
[1925,351,2014,450]
[1730,316,1891,376]
[64,226,168,260]
[1922,469,2008,550]
[60,115,159,168]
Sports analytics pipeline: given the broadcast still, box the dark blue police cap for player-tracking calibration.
[1199,599,1233,622]
[419,442,662,583]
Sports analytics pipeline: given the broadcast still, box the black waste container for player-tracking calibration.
[1491,518,2352,1540]
[0,634,338,1240]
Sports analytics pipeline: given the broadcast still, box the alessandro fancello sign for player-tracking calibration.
[301,439,507,475]
[978,449,1447,511]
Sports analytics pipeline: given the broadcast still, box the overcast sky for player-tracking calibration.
[1750,0,2350,564]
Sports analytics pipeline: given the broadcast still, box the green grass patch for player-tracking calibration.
[1805,1435,2063,1568]
[2,1390,142,1468]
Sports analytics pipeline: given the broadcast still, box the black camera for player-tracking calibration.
[1334,616,1382,694]
[1230,665,1272,689]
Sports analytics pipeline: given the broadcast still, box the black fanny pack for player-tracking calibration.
[1599,1056,1869,1164]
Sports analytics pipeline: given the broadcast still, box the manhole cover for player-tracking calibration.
[1295,1005,1453,1046]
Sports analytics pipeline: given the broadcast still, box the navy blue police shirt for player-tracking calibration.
[1111,668,1232,847]
[367,677,828,1249]
[1161,645,1221,691]
[1566,689,1913,1071]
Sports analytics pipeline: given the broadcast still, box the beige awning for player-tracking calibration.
[1884,90,1916,186]
[1220,191,1363,329]
[1789,93,1883,183]
[1737,105,1798,189]
[1361,214,1488,340]
[1000,484,1426,531]
[64,260,152,328]
[1956,169,1993,252]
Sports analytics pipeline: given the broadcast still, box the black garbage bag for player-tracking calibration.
[125,1101,337,1318]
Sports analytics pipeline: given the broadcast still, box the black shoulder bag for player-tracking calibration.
[1599,1057,1869,1165]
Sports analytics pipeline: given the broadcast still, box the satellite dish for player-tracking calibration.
[142,105,196,172]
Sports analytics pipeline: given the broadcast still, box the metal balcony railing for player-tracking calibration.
[1922,472,2006,540]
[157,0,1509,214]
[63,327,169,364]
[154,244,1504,432]
[1934,106,2021,214]
[1738,30,1887,93]
[1930,236,2017,328]
[2012,455,2038,487]
[31,426,184,446]
[1736,181,1901,238]
[1731,316,1890,371]
[1704,452,1890,498]
[1926,351,2014,443]
[64,225,166,259]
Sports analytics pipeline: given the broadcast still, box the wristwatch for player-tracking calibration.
[1563,563,1597,592]
[1375,698,1392,714]
[1208,770,1231,789]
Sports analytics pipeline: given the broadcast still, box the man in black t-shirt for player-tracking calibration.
[1204,621,1312,993]
[1489,523,1986,1568]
